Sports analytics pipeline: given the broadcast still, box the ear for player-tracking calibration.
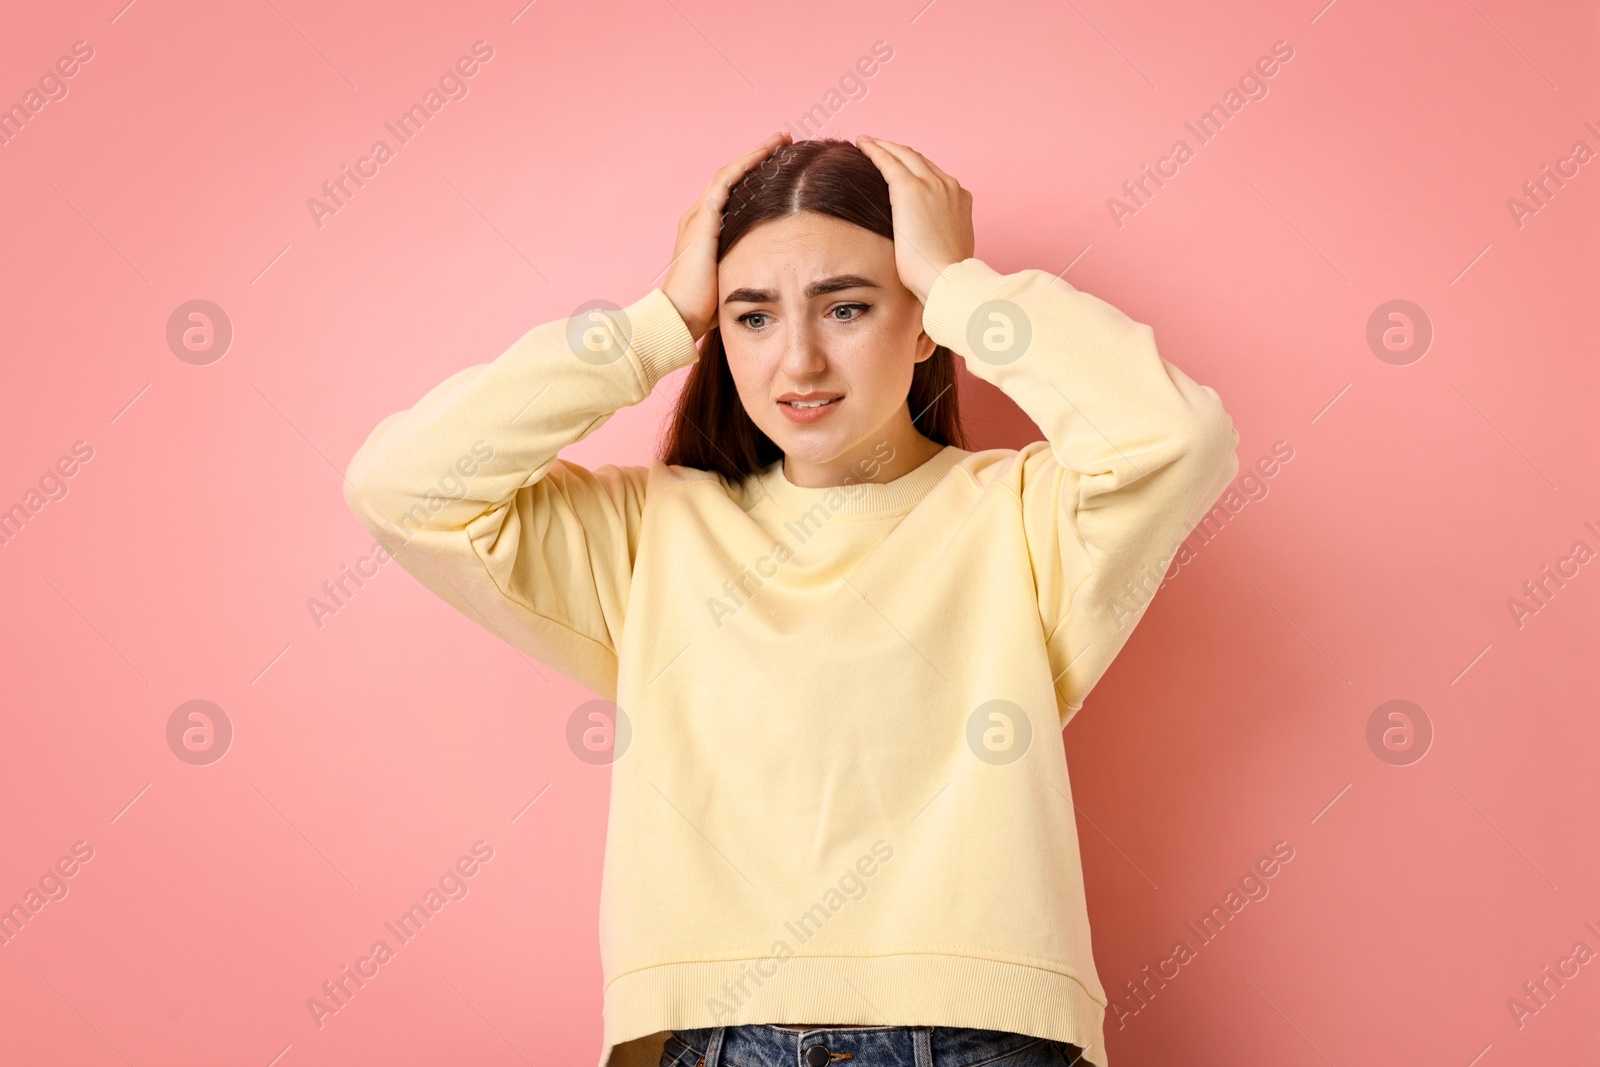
[913,330,937,363]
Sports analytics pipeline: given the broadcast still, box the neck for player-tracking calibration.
[780,424,945,489]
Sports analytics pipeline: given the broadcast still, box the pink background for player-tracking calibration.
[2,1,1596,1065]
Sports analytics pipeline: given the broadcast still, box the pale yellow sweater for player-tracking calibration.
[343,258,1240,1067]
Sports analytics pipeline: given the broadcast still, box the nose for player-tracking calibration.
[778,314,828,379]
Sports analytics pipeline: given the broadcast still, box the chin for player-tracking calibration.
[770,430,848,459]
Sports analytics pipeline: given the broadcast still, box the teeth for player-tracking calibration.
[788,398,834,408]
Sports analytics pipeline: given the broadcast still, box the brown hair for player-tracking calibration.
[658,137,969,483]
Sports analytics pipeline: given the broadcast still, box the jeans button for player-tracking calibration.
[804,1044,831,1067]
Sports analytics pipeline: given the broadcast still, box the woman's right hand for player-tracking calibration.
[662,130,793,343]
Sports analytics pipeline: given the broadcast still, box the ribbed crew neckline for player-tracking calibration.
[754,445,968,517]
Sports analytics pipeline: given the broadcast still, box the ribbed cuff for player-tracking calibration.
[599,952,1108,1067]
[620,288,701,394]
[920,258,1009,355]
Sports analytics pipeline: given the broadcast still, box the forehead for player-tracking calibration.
[720,212,891,284]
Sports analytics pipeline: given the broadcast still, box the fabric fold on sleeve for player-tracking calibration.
[341,287,701,700]
[922,258,1240,720]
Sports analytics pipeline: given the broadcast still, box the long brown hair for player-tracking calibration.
[658,138,969,483]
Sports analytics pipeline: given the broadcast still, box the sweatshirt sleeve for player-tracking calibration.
[920,258,1240,720]
[341,287,701,702]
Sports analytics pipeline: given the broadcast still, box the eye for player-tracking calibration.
[734,303,869,331]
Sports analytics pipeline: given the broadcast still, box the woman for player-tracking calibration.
[343,132,1240,1067]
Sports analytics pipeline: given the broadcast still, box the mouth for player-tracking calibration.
[777,394,844,423]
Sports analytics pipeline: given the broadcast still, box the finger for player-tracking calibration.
[721,131,791,179]
[919,154,958,186]
[702,132,791,206]
[877,138,954,184]
[858,136,935,181]
[855,135,917,182]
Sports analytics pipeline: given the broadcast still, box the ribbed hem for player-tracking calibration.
[754,445,968,518]
[921,258,1013,354]
[619,288,701,394]
[597,953,1108,1067]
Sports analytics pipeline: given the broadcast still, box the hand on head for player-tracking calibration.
[853,135,975,305]
[662,131,794,343]
[662,133,975,343]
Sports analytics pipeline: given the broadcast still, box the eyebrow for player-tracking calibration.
[722,274,882,306]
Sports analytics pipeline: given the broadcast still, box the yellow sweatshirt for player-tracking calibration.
[343,257,1240,1067]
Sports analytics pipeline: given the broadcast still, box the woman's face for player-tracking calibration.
[716,211,936,478]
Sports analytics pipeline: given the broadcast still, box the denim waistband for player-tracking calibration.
[665,1024,1086,1067]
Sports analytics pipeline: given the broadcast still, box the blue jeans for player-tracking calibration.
[660,1025,1088,1067]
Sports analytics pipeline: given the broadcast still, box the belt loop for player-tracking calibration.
[913,1026,933,1067]
[703,1025,728,1067]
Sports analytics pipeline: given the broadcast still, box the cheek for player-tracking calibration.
[832,348,908,412]
[721,339,752,380]
[865,303,918,352]
[720,342,771,406]
[847,328,916,393]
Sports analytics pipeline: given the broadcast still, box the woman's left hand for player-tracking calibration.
[855,135,976,305]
